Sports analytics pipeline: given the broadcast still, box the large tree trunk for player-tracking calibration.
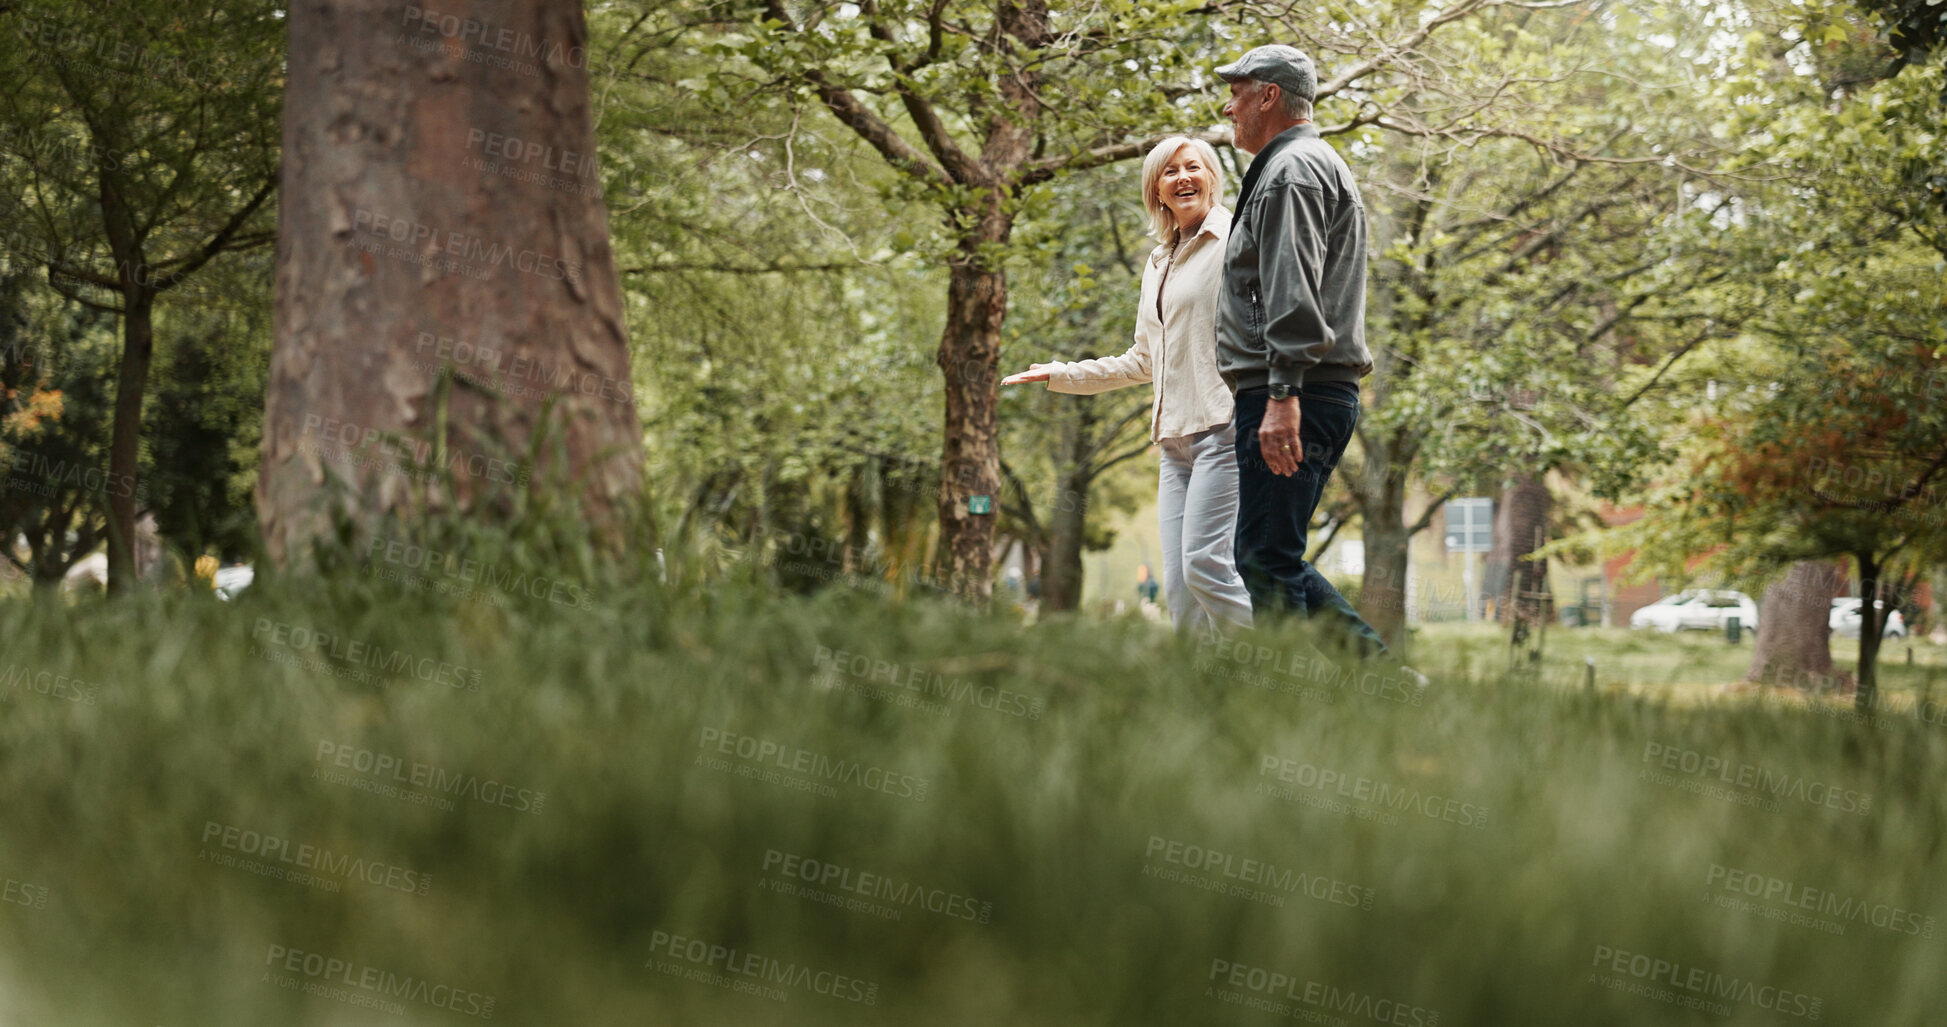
[1488,473,1552,628]
[1746,560,1843,689]
[261,0,641,566]
[932,204,1011,600]
[103,287,154,594]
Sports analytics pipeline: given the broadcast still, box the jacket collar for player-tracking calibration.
[1153,204,1231,265]
[1235,123,1315,214]
[1188,203,1231,245]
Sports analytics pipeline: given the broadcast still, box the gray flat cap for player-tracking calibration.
[1215,45,1316,103]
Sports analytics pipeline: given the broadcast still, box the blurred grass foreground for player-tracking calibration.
[1,570,1944,1026]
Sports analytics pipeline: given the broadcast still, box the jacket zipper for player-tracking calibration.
[1153,233,1189,439]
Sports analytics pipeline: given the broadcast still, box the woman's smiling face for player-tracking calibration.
[1156,144,1217,231]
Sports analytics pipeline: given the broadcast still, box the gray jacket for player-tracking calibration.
[1216,124,1374,393]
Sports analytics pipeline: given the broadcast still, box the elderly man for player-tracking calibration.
[1215,45,1387,656]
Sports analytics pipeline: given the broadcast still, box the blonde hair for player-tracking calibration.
[1139,136,1225,242]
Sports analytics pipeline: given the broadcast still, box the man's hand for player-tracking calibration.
[1259,396,1303,476]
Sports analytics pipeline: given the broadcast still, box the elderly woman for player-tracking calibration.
[1002,136,1252,635]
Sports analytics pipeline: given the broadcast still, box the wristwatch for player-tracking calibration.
[1267,383,1295,401]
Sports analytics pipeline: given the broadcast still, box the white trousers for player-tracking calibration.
[1156,423,1254,635]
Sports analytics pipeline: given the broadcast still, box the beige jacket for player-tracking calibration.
[1044,205,1235,443]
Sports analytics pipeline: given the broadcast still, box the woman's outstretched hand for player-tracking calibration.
[1001,363,1057,385]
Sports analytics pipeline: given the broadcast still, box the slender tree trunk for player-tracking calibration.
[96,146,156,595]
[29,505,77,590]
[1037,390,1101,613]
[1855,552,1884,713]
[261,0,641,566]
[104,287,155,594]
[932,203,1011,600]
[32,560,67,590]
[842,465,871,576]
[1746,560,1842,689]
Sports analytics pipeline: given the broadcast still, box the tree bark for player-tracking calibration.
[932,202,1011,599]
[27,497,97,590]
[1349,180,1433,651]
[761,0,1054,603]
[842,464,871,577]
[103,286,154,593]
[262,0,642,566]
[1040,467,1087,612]
[31,552,69,590]
[1746,560,1843,689]
[1035,385,1114,613]
[1358,460,1411,647]
[1488,473,1552,628]
[1855,551,1885,713]
[94,144,157,595]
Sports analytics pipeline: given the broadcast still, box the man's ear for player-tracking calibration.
[1261,82,1280,112]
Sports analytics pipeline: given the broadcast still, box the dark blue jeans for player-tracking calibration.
[1231,383,1387,656]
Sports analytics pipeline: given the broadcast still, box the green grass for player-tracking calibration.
[1,577,1943,1025]
[1414,620,1947,698]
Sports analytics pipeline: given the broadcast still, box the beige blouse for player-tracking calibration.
[1043,205,1236,443]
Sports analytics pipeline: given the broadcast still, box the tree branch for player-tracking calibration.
[1440,127,1629,243]
[1408,489,1457,536]
[1307,515,1347,563]
[1582,290,1656,344]
[1375,117,1725,179]
[622,261,856,275]
[1077,401,1152,466]
[45,259,121,291]
[1090,438,1155,477]
[1019,130,1232,185]
[152,176,278,292]
[998,458,1046,542]
[763,0,956,189]
[1316,0,1501,101]
[44,265,125,313]
[858,0,985,184]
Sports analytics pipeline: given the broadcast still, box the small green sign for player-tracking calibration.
[968,495,993,515]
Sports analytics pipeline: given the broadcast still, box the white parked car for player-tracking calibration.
[1830,598,1904,639]
[60,551,109,592]
[1629,589,1760,633]
[213,563,255,601]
